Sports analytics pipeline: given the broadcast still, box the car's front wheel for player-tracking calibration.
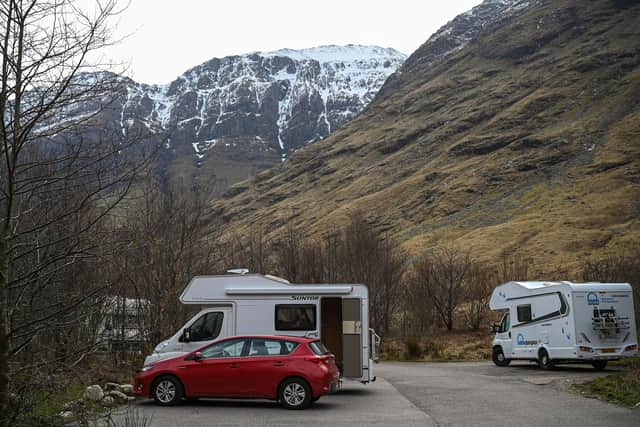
[152,375,183,406]
[279,377,312,409]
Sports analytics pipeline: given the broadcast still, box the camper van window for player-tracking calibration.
[517,304,532,322]
[187,312,224,342]
[275,305,316,331]
[499,312,510,332]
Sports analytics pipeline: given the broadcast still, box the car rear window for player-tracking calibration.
[309,341,330,356]
[248,339,299,356]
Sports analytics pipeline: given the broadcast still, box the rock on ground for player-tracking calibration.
[84,385,104,402]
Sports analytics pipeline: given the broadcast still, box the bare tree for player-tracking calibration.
[116,176,219,349]
[496,251,530,283]
[274,222,303,283]
[0,0,140,420]
[463,264,495,330]
[412,247,473,331]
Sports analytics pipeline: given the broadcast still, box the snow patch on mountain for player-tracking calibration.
[112,45,405,161]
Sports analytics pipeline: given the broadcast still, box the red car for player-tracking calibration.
[134,335,340,409]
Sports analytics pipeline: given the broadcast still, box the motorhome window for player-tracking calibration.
[517,304,532,322]
[499,312,510,332]
[249,339,299,356]
[201,338,247,359]
[275,305,316,331]
[309,341,330,356]
[188,312,223,341]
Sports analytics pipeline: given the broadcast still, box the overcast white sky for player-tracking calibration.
[94,0,483,84]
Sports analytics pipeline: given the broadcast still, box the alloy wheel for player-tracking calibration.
[283,382,306,407]
[156,380,176,404]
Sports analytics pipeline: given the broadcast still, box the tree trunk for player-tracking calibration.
[0,236,9,424]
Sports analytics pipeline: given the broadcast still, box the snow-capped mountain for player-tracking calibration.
[115,45,405,164]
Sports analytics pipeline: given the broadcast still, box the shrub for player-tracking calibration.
[404,337,423,359]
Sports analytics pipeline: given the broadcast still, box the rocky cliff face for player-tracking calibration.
[119,45,405,157]
[39,45,405,193]
[105,45,404,191]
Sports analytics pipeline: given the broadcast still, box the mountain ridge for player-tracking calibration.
[211,0,640,273]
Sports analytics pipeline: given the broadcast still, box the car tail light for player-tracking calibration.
[579,346,594,352]
[305,355,334,365]
[625,344,637,352]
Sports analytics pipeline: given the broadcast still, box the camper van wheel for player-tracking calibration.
[591,360,608,370]
[537,349,554,370]
[152,375,184,406]
[492,347,511,367]
[279,377,312,410]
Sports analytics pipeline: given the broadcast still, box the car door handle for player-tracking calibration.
[229,363,239,368]
[273,362,285,367]
[508,332,511,338]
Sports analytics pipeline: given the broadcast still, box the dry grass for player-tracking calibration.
[381,331,493,362]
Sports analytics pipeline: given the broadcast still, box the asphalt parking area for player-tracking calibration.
[113,377,433,427]
[377,361,639,426]
[110,361,638,426]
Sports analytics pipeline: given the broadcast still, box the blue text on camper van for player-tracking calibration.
[516,333,537,346]
[587,292,599,305]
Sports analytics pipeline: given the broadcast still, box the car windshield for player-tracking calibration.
[309,340,330,355]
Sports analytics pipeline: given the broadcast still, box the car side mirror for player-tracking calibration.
[186,351,203,361]
[183,327,191,342]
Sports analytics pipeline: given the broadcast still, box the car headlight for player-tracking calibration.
[140,365,154,372]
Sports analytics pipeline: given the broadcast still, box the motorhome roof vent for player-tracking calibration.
[227,268,249,275]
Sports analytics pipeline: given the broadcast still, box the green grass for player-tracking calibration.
[576,358,640,406]
[25,381,114,425]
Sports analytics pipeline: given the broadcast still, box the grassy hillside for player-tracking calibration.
[211,0,640,274]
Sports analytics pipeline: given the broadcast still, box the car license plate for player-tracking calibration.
[600,348,616,353]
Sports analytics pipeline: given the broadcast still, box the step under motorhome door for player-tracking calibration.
[342,298,363,378]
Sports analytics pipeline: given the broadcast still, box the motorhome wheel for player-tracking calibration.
[537,349,554,370]
[591,360,608,370]
[492,347,511,367]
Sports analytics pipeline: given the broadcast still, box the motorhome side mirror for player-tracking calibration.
[183,327,191,342]
[490,324,499,333]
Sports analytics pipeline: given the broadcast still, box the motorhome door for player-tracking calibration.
[342,298,363,378]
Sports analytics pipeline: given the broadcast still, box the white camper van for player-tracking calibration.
[143,273,379,383]
[489,281,638,369]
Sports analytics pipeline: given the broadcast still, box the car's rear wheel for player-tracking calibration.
[279,377,312,410]
[152,375,183,406]
[591,360,608,370]
[492,346,511,367]
[537,348,554,370]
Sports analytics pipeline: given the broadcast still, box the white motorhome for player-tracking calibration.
[489,281,638,369]
[144,273,379,383]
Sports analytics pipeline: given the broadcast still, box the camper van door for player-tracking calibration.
[180,308,231,352]
[495,311,512,357]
